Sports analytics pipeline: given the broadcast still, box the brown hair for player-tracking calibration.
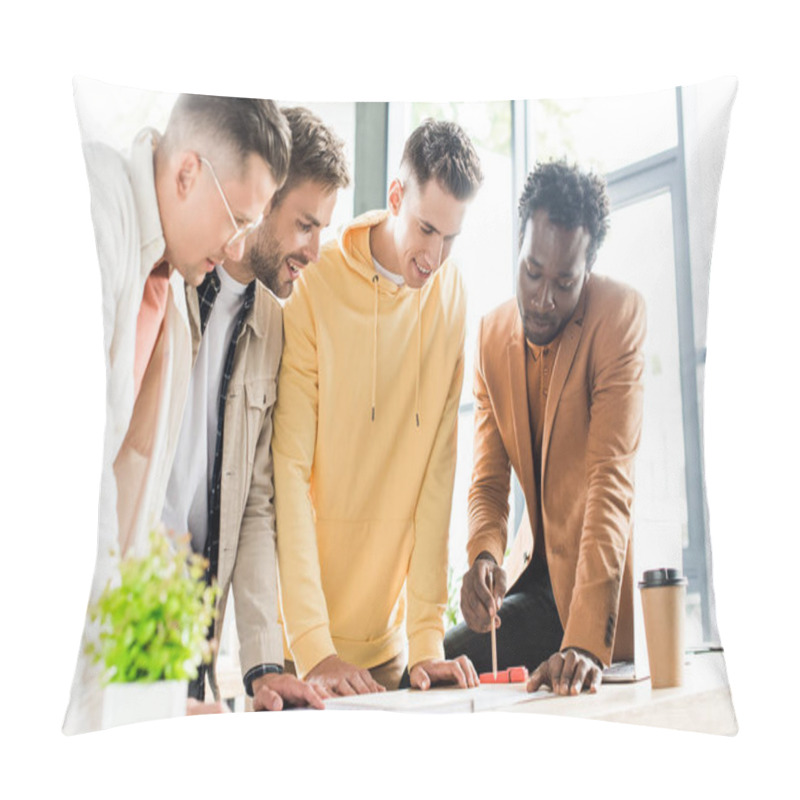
[272,106,351,207]
[400,118,483,201]
[162,94,292,185]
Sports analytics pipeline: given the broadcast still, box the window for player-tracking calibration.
[526,89,716,646]
[387,101,516,594]
[384,88,721,646]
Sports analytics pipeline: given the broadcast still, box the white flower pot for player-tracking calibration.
[101,680,188,729]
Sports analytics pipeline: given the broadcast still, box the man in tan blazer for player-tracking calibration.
[444,160,646,696]
[163,107,350,711]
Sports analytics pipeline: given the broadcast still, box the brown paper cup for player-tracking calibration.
[639,568,687,688]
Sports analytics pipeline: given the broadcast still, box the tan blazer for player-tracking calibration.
[186,280,284,698]
[466,274,645,666]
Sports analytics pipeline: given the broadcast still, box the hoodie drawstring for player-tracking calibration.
[370,273,422,429]
[371,274,379,422]
[415,290,421,428]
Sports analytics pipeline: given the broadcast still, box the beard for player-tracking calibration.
[247,236,285,298]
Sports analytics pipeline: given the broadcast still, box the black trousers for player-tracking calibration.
[187,664,208,701]
[443,556,564,674]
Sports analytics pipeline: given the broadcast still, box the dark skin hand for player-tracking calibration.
[460,553,507,633]
[527,648,603,696]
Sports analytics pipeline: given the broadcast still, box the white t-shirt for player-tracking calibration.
[373,256,405,286]
[162,265,248,554]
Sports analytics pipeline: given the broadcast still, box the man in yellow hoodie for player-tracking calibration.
[273,119,483,694]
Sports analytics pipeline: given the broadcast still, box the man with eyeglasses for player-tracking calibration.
[163,106,350,712]
[64,91,291,734]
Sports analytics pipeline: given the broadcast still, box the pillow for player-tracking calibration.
[64,76,737,736]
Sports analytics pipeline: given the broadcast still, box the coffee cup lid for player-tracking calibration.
[638,568,688,588]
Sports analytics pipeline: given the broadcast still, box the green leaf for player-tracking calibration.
[88,528,218,684]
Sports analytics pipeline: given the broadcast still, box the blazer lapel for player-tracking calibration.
[542,277,590,479]
[507,312,536,508]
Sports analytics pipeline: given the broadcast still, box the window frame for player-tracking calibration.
[370,91,717,644]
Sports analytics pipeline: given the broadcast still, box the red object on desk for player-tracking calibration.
[479,666,529,684]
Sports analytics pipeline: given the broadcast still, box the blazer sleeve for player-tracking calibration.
[561,288,646,667]
[272,279,335,679]
[466,316,512,567]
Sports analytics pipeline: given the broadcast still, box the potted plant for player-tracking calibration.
[86,527,218,729]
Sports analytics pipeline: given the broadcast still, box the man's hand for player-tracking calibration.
[527,648,603,696]
[186,698,229,715]
[304,654,386,696]
[251,672,328,711]
[460,553,507,633]
[409,655,480,691]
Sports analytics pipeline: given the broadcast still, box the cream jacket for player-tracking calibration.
[273,211,466,678]
[185,281,285,697]
[64,128,191,734]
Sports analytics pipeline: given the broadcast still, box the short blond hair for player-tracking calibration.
[162,94,292,185]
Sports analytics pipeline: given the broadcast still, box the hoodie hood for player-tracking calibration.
[337,209,416,296]
[335,209,424,426]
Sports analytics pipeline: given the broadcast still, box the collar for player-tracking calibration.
[129,127,167,279]
[525,328,564,360]
[513,272,591,345]
[242,279,274,339]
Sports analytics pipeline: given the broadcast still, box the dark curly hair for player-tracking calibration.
[518,160,610,268]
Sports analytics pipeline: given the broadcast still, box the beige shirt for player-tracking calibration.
[185,279,285,698]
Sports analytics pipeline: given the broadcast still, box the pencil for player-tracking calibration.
[490,572,497,678]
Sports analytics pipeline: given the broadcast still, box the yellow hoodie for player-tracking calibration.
[273,210,466,678]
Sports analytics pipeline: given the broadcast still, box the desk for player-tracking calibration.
[323,652,736,736]
[505,651,737,735]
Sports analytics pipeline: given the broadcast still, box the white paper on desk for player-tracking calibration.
[323,684,550,713]
[602,661,640,683]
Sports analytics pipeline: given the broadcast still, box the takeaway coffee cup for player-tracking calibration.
[638,568,688,688]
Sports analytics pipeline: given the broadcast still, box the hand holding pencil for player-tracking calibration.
[459,552,507,635]
[489,571,498,678]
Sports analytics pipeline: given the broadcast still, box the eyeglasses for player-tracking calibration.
[199,156,263,249]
